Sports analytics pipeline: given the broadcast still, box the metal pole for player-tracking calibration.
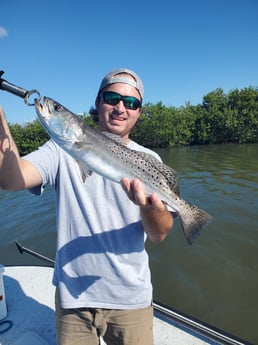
[15,240,55,266]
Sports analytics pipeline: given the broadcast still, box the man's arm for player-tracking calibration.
[0,105,42,191]
[121,178,174,243]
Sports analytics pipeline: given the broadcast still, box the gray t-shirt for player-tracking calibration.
[24,139,161,309]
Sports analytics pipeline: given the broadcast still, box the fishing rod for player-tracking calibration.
[14,240,55,266]
[13,241,252,345]
[0,70,40,106]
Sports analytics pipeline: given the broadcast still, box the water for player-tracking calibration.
[1,143,258,344]
[0,187,57,265]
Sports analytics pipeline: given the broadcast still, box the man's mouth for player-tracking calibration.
[110,115,127,122]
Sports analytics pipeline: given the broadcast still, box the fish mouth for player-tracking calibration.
[34,97,50,120]
[34,97,43,113]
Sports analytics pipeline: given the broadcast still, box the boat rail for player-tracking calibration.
[153,301,252,345]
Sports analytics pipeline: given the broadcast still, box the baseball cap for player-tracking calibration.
[98,68,144,100]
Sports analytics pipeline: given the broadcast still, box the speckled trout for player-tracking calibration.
[35,97,212,244]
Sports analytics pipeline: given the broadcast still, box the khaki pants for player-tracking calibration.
[55,289,153,345]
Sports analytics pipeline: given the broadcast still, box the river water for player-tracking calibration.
[0,143,258,344]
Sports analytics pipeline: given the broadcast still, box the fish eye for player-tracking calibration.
[54,103,62,112]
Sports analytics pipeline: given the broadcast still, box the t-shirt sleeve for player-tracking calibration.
[23,139,60,195]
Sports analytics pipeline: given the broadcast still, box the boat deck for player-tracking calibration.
[0,266,245,345]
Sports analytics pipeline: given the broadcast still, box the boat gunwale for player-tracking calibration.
[153,301,253,345]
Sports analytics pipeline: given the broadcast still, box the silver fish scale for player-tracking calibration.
[105,139,179,195]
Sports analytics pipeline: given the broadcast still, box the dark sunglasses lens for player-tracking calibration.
[103,92,120,105]
[123,97,141,110]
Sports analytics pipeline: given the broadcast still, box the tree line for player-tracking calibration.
[9,86,258,156]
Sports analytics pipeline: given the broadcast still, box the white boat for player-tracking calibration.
[0,244,252,345]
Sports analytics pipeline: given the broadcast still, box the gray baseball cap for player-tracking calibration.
[98,68,144,100]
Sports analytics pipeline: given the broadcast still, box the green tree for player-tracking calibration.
[170,103,197,145]
[227,87,258,143]
[197,88,228,144]
[10,119,49,156]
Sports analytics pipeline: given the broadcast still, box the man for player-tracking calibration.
[0,68,174,345]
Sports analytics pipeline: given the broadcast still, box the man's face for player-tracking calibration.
[96,82,142,141]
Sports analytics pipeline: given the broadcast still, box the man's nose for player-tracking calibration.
[114,100,125,111]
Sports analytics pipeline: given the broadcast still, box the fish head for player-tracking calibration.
[35,96,66,125]
[34,96,83,143]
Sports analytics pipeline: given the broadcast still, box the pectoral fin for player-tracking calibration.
[75,160,92,183]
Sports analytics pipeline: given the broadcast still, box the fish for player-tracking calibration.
[34,96,212,244]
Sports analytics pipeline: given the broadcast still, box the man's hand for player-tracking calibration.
[120,178,174,242]
[121,177,165,210]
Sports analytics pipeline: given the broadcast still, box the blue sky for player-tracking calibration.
[0,0,257,124]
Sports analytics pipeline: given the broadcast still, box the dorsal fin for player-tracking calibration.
[101,132,126,146]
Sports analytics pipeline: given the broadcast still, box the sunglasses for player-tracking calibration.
[102,91,142,110]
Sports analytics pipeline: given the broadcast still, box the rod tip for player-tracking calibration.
[14,240,24,254]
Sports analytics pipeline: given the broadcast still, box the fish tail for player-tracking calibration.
[179,205,212,245]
